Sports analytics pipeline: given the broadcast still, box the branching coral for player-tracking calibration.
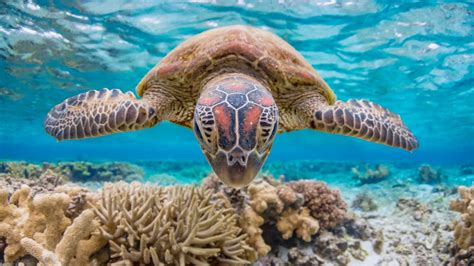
[20,209,96,265]
[351,164,390,185]
[203,174,347,258]
[450,185,474,250]
[93,182,256,265]
[0,184,98,264]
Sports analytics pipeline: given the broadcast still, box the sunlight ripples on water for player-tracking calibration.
[0,0,472,162]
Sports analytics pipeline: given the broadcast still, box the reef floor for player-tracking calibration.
[0,161,472,265]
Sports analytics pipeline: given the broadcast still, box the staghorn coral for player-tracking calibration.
[287,180,347,229]
[450,186,474,252]
[351,164,390,185]
[93,182,256,265]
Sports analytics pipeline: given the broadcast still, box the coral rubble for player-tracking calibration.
[352,192,378,212]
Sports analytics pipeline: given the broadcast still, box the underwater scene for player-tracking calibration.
[1,0,473,265]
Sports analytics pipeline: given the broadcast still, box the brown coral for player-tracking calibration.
[450,185,474,250]
[287,180,347,228]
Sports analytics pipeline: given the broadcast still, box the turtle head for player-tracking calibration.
[194,74,278,188]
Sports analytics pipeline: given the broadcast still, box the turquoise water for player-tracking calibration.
[0,0,473,164]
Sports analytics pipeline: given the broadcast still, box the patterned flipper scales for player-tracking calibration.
[311,99,418,151]
[44,88,158,140]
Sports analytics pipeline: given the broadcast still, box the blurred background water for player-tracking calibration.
[0,0,473,164]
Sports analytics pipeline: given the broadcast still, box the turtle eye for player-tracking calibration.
[258,105,278,152]
[194,105,218,154]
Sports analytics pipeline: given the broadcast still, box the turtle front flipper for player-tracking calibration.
[303,99,418,151]
[45,88,159,140]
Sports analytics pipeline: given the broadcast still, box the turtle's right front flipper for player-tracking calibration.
[45,88,159,140]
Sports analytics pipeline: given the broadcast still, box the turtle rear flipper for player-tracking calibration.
[306,99,418,151]
[44,88,159,140]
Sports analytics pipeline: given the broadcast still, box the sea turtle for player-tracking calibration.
[44,25,418,188]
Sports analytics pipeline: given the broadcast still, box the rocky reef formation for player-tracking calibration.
[351,164,390,185]
[417,164,444,184]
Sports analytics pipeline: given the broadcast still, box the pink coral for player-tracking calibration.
[287,180,347,229]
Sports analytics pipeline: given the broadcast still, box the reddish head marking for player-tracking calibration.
[242,105,262,135]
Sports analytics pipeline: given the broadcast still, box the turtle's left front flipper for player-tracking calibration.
[304,99,418,151]
[44,88,160,141]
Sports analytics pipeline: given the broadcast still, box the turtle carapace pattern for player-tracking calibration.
[44,25,418,188]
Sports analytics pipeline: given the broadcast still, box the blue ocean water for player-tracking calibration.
[0,0,473,164]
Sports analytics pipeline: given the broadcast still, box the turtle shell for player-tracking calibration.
[136,25,336,106]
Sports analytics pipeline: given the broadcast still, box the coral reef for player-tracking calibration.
[202,174,347,260]
[0,184,95,264]
[449,185,474,264]
[0,169,66,195]
[0,161,44,179]
[351,164,390,185]
[0,161,144,183]
[417,164,443,184]
[94,182,256,265]
[55,162,144,182]
[352,192,378,212]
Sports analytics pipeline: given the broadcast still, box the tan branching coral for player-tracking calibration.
[20,209,96,266]
[0,184,100,264]
[247,181,284,215]
[93,182,256,265]
[240,206,270,257]
[450,185,474,250]
[287,180,347,229]
[277,208,319,241]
